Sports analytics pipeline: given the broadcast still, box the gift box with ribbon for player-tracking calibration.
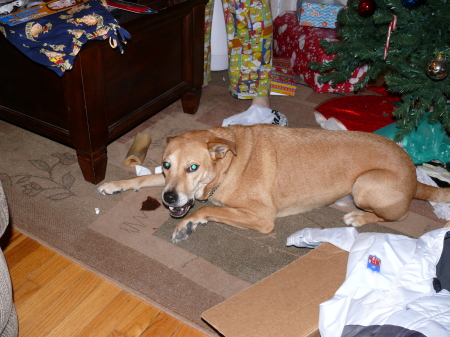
[274,12,367,93]
[297,0,345,29]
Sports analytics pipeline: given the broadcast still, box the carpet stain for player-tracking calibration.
[141,196,161,211]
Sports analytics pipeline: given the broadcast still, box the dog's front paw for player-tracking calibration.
[343,211,367,227]
[172,221,194,243]
[97,182,124,195]
[172,219,208,243]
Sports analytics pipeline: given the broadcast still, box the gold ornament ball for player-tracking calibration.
[427,55,448,80]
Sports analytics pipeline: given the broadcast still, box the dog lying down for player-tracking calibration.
[97,124,450,243]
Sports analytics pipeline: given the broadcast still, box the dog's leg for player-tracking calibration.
[344,169,411,227]
[172,206,275,243]
[97,174,165,195]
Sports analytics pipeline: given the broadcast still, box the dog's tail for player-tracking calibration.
[415,182,450,203]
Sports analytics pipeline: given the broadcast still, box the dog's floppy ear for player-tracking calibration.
[207,138,237,160]
[166,136,174,144]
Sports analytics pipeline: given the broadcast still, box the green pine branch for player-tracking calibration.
[310,0,450,140]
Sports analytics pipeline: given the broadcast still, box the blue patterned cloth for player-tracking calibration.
[0,0,130,76]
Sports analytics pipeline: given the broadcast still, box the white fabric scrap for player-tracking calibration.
[286,227,358,252]
[416,167,450,220]
[154,166,162,174]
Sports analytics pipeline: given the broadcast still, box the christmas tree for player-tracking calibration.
[310,0,450,141]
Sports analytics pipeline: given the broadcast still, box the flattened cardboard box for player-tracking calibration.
[202,243,348,337]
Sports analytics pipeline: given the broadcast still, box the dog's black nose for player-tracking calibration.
[163,191,178,204]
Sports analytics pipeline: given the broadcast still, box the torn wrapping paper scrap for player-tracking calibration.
[314,111,347,130]
[416,167,450,221]
[135,165,152,176]
[222,104,289,127]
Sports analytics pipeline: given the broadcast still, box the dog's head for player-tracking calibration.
[161,130,236,218]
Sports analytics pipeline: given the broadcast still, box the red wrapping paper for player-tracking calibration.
[273,12,367,93]
[314,90,402,132]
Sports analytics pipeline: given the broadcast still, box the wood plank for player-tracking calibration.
[9,245,55,288]
[4,236,40,268]
[11,278,40,308]
[190,328,210,337]
[45,280,122,337]
[114,301,161,337]
[19,272,105,337]
[27,253,71,286]
[17,262,85,327]
[172,322,209,337]
[5,232,209,337]
[140,312,182,337]
[1,228,26,254]
[77,291,142,337]
[172,323,196,337]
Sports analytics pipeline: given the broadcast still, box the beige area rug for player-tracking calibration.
[0,71,447,335]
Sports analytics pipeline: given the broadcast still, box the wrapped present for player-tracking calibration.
[274,12,367,93]
[297,0,345,29]
[270,57,297,96]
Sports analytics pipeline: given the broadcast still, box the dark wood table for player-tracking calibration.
[0,0,206,184]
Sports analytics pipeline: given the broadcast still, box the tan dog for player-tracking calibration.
[97,124,450,243]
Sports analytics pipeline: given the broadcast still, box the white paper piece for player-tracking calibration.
[416,167,450,220]
[417,163,450,183]
[314,112,347,131]
[155,166,162,174]
[222,104,288,127]
[0,0,25,14]
[334,194,354,206]
[136,165,152,176]
[94,208,100,214]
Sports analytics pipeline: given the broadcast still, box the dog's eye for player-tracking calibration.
[187,164,199,172]
[163,162,171,169]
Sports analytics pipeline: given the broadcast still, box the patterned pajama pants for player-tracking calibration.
[203,0,273,99]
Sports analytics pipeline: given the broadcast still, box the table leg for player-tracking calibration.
[75,148,108,184]
[181,87,202,114]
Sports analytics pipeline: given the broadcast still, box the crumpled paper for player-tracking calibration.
[416,167,450,221]
[135,165,162,176]
[135,165,152,176]
[314,111,347,131]
[222,104,289,127]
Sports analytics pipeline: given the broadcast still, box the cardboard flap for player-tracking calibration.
[202,243,348,337]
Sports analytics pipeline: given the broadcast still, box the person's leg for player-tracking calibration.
[222,0,273,107]
[252,95,270,108]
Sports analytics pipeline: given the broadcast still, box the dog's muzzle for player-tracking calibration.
[163,191,194,217]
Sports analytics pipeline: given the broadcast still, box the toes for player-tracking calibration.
[96,184,123,195]
[343,211,365,227]
[172,222,194,243]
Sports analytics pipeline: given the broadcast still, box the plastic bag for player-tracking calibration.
[374,118,450,165]
[222,104,289,127]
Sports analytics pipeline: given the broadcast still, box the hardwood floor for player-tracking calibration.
[1,228,209,337]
